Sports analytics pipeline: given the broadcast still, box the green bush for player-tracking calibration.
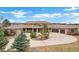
[4,29,9,36]
[43,24,48,33]
[11,32,29,52]
[30,31,36,38]
[0,29,9,51]
[4,29,16,36]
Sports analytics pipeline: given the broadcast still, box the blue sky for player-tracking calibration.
[0,7,79,23]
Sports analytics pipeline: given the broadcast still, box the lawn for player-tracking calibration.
[29,36,79,52]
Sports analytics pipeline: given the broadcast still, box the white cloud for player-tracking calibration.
[0,11,7,14]
[64,18,79,24]
[52,13,61,16]
[33,14,50,18]
[32,13,61,18]
[9,19,15,23]
[76,18,79,20]
[63,13,79,24]
[71,13,79,16]
[10,10,27,18]
[63,13,70,16]
[62,12,79,17]
[0,10,29,18]
[71,19,79,24]
[64,7,79,11]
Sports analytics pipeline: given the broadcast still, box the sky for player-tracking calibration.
[0,7,79,23]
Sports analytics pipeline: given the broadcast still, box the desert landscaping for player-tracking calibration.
[5,32,78,52]
[0,19,79,52]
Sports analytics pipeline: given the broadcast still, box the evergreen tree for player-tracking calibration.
[2,19,11,27]
[0,29,8,51]
[4,29,9,36]
[12,33,29,51]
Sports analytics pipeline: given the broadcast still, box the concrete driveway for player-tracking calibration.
[30,33,77,47]
[5,33,78,50]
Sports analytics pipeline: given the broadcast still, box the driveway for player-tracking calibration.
[30,33,77,47]
[5,33,78,50]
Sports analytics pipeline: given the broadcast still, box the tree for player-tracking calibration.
[43,24,48,33]
[30,31,36,38]
[41,24,49,40]
[0,29,9,51]
[11,33,29,51]
[2,19,12,36]
[2,19,11,27]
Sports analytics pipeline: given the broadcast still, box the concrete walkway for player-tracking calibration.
[30,33,77,47]
[5,36,15,50]
[5,33,78,50]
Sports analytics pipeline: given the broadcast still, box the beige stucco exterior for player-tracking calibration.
[4,21,79,35]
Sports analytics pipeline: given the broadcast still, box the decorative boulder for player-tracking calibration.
[36,33,42,40]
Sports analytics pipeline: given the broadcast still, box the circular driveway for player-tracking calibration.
[5,33,78,50]
[30,33,77,47]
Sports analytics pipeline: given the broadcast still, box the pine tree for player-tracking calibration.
[2,19,11,27]
[0,29,9,51]
[12,33,29,51]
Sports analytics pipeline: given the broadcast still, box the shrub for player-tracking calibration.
[4,29,16,36]
[30,31,36,38]
[41,24,49,40]
[41,30,46,40]
[4,29,9,36]
[0,29,9,51]
[11,32,29,52]
[43,24,48,33]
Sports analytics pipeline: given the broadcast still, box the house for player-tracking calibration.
[4,21,79,35]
